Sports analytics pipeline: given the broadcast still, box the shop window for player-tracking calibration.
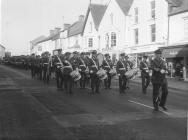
[151,1,155,19]
[111,32,116,47]
[134,28,139,44]
[88,38,93,47]
[151,24,156,42]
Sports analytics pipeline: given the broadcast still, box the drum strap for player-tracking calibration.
[80,59,86,68]
[65,60,73,70]
[91,58,98,70]
[105,59,110,68]
[120,60,125,69]
[143,61,149,70]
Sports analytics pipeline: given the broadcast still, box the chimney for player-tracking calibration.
[63,23,71,30]
[50,30,54,36]
[78,15,85,22]
[54,27,61,34]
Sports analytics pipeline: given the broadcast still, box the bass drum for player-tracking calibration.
[96,53,104,67]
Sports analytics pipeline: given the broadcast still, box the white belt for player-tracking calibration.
[119,68,125,70]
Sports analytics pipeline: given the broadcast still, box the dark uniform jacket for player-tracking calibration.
[150,58,167,84]
[88,57,99,74]
[140,60,150,76]
[78,58,87,72]
[102,59,113,72]
[70,57,79,70]
[62,59,73,75]
[116,60,126,75]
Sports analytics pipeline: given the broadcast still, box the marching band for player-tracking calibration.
[6,49,168,111]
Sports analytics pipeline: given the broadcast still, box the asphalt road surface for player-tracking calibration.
[0,64,187,140]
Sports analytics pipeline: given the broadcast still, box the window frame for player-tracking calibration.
[134,7,138,24]
[134,28,139,44]
[88,38,93,48]
[151,24,156,42]
[151,1,155,19]
[111,32,116,47]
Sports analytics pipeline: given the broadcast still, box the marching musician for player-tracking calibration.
[63,52,73,94]
[116,53,127,94]
[78,52,87,89]
[140,54,150,94]
[42,54,50,84]
[88,50,100,94]
[102,53,113,89]
[150,49,168,111]
[124,54,133,89]
[54,53,63,90]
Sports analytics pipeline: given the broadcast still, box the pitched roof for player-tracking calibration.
[82,4,107,34]
[67,21,84,37]
[90,4,107,30]
[168,0,188,15]
[30,36,46,45]
[116,0,134,16]
[0,44,5,49]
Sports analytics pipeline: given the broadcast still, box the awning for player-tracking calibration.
[161,44,188,58]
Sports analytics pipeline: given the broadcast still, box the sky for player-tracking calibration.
[1,0,108,55]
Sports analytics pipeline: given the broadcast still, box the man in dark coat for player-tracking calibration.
[88,50,100,94]
[150,49,168,111]
[140,54,150,94]
[102,53,113,89]
[78,52,87,89]
[116,53,127,94]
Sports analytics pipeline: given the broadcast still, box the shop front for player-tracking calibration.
[161,44,188,81]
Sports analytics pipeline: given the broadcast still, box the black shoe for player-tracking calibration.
[159,105,168,111]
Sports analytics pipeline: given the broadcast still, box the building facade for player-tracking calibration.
[162,0,188,80]
[82,4,107,52]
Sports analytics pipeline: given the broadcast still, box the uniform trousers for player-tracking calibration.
[80,71,86,88]
[56,69,63,89]
[119,75,127,93]
[152,79,168,107]
[63,74,73,94]
[141,72,150,93]
[104,72,111,89]
[90,73,100,93]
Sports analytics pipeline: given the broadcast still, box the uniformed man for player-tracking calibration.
[78,52,87,89]
[116,53,127,94]
[150,49,168,111]
[42,55,49,84]
[63,52,73,94]
[54,53,63,90]
[88,50,100,94]
[102,53,113,89]
[140,54,150,94]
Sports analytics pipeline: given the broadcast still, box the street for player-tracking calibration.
[0,64,187,140]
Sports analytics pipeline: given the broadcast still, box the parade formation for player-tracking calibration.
[3,48,169,111]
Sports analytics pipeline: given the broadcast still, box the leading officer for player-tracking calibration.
[150,49,168,111]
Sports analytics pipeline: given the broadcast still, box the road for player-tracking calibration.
[0,64,187,140]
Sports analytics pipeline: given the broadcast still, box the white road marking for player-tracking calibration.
[128,100,172,116]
